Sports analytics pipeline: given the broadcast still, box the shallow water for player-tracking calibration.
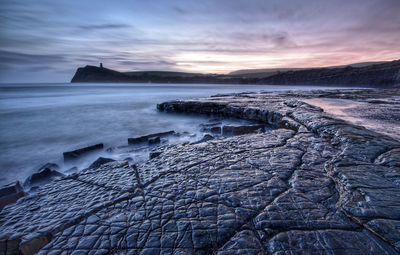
[304,98,400,141]
[0,83,347,186]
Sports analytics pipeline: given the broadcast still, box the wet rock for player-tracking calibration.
[180,132,196,138]
[375,148,400,167]
[200,123,222,134]
[124,157,133,162]
[37,163,59,172]
[1,88,400,254]
[23,168,64,188]
[199,121,222,133]
[65,166,78,174]
[63,143,104,161]
[29,186,40,193]
[128,130,174,144]
[198,134,214,143]
[367,219,400,249]
[0,181,27,210]
[88,157,116,169]
[222,124,265,135]
[106,146,116,153]
[148,136,160,145]
[149,151,162,159]
[209,126,222,133]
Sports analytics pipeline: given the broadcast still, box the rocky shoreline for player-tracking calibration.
[1,88,400,254]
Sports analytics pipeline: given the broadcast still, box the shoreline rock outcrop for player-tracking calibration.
[1,88,399,254]
[0,182,27,211]
[63,144,104,162]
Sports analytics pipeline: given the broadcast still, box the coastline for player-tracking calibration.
[70,60,400,88]
[1,88,400,254]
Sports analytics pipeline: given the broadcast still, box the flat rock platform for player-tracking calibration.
[1,89,400,254]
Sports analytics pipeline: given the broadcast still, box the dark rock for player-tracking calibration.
[29,186,39,192]
[65,166,78,174]
[106,147,116,153]
[0,181,27,210]
[0,181,24,197]
[222,124,265,135]
[89,157,116,169]
[375,148,400,167]
[63,143,104,161]
[211,126,222,133]
[37,163,59,172]
[148,136,160,145]
[200,122,222,133]
[149,151,162,159]
[198,134,214,143]
[128,131,174,145]
[200,121,221,127]
[124,157,133,162]
[157,100,284,126]
[24,168,64,188]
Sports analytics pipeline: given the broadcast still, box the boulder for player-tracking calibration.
[89,157,116,169]
[222,124,265,135]
[24,168,64,188]
[0,181,27,210]
[198,134,214,143]
[63,144,104,161]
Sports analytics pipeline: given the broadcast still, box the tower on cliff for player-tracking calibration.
[100,63,103,68]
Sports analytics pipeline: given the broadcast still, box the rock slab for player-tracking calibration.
[1,88,400,254]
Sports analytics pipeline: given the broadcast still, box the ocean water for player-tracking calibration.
[0,83,345,186]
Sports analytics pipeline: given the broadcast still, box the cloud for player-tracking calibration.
[78,24,131,30]
[0,50,67,65]
[1,0,400,81]
[173,7,186,14]
[118,60,175,66]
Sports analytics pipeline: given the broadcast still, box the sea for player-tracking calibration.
[0,83,346,186]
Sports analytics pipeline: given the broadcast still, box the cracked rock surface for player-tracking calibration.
[1,88,400,254]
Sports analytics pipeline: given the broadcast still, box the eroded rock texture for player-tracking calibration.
[1,89,400,254]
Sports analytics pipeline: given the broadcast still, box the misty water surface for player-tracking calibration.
[0,83,347,186]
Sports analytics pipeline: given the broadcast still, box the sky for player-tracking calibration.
[0,0,399,83]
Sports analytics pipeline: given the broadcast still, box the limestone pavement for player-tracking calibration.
[1,89,400,254]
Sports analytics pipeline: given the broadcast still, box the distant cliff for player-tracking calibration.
[71,65,132,83]
[71,60,400,87]
[256,60,400,87]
